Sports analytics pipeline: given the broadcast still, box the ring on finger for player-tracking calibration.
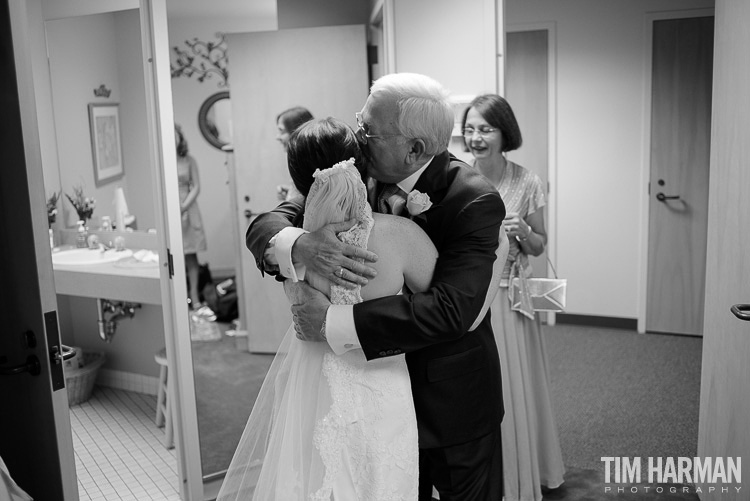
[337,267,344,278]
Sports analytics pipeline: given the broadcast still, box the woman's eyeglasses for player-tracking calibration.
[355,112,401,145]
[463,126,498,138]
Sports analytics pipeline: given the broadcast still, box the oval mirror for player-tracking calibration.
[198,91,232,150]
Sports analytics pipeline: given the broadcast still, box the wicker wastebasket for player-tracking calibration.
[64,351,105,406]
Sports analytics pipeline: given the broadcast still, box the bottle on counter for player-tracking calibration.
[76,220,88,248]
[101,216,112,231]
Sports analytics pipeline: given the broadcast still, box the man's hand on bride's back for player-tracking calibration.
[292,219,378,289]
[291,283,329,342]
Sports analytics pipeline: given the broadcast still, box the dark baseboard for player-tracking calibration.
[554,313,637,331]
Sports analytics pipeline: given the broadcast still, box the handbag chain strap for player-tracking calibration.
[546,256,559,279]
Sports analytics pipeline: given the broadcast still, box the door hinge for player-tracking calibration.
[647,181,651,195]
[167,249,174,278]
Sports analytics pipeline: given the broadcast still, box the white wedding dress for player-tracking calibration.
[218,160,419,501]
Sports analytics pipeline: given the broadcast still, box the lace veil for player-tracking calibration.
[217,159,373,500]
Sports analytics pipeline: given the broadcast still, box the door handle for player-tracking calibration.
[731,304,750,321]
[244,209,256,219]
[0,355,41,376]
[656,192,681,202]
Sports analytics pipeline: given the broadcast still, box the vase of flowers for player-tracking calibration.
[66,185,96,224]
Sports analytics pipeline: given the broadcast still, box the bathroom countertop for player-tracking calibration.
[53,248,163,305]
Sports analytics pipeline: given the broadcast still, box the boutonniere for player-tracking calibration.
[406,190,432,216]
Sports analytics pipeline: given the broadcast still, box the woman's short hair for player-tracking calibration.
[277,106,314,134]
[370,73,454,156]
[175,125,189,157]
[461,94,522,153]
[286,117,364,196]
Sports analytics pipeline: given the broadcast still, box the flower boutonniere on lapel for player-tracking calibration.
[406,190,432,217]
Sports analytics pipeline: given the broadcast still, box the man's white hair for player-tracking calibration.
[370,73,454,156]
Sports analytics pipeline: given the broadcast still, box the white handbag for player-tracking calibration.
[509,259,567,319]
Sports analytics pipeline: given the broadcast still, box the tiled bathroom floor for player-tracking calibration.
[69,386,181,501]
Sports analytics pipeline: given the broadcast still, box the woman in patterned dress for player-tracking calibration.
[462,94,566,501]
[174,125,212,318]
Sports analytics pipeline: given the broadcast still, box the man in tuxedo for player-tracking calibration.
[246,73,506,500]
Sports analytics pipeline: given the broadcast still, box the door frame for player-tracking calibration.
[8,0,205,498]
[368,0,396,75]
[504,22,558,324]
[140,0,205,498]
[637,8,715,333]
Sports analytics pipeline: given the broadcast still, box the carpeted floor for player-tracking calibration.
[542,324,702,474]
[192,321,704,499]
[191,323,273,476]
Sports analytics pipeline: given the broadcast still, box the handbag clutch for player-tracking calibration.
[511,277,567,311]
[509,259,567,319]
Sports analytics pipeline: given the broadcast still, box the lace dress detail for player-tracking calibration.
[305,160,418,500]
[217,159,418,501]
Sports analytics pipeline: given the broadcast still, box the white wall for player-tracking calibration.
[506,0,713,318]
[115,9,156,230]
[45,10,154,230]
[392,0,497,96]
[168,15,276,277]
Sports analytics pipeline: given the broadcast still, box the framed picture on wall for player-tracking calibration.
[88,103,124,186]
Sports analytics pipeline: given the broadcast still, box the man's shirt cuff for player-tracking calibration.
[326,304,360,355]
[274,227,308,281]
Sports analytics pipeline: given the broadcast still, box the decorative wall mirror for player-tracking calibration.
[198,91,232,149]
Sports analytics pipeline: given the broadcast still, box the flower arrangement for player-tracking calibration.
[47,192,60,228]
[66,185,96,222]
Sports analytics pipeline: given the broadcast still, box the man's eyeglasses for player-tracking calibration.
[463,126,498,138]
[355,112,401,145]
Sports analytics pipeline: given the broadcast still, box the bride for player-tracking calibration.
[217,117,438,500]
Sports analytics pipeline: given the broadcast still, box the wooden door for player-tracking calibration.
[646,16,713,336]
[697,2,750,499]
[0,2,77,498]
[228,25,369,353]
[505,29,549,279]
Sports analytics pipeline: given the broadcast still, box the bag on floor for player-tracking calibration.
[203,277,238,323]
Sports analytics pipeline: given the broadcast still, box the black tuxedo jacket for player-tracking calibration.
[245,151,506,449]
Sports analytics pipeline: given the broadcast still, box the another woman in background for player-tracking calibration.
[175,125,214,320]
[275,106,313,201]
[462,94,565,501]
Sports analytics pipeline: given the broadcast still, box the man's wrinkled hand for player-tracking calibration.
[292,219,378,289]
[291,283,331,342]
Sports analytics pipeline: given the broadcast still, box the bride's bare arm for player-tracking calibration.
[365,215,437,297]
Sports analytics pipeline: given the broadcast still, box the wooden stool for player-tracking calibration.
[154,347,173,449]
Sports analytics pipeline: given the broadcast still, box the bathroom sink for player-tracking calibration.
[52,248,134,266]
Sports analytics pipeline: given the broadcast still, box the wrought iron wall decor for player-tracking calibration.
[93,84,112,98]
[170,33,229,87]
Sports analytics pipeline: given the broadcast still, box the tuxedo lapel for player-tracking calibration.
[413,151,451,207]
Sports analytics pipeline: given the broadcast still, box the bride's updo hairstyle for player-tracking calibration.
[286,117,364,196]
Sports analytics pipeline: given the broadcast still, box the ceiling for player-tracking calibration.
[166,0,276,20]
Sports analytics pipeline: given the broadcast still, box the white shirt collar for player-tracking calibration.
[397,156,434,193]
